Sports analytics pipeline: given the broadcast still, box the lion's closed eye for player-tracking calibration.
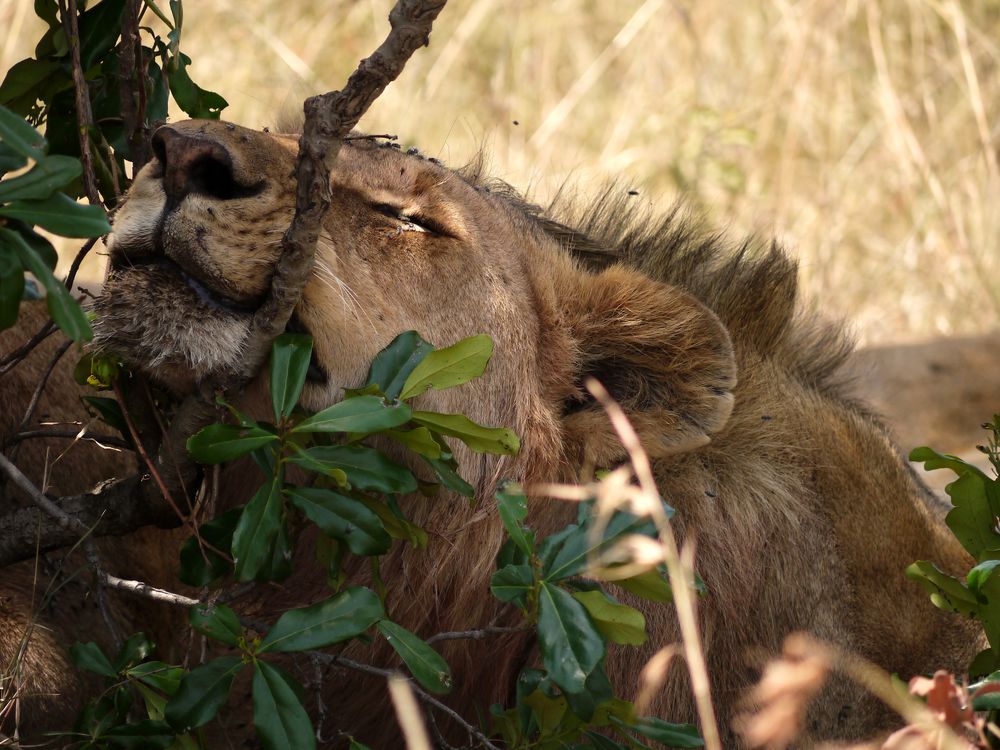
[372,202,451,237]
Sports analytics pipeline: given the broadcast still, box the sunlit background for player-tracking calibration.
[3,0,998,344]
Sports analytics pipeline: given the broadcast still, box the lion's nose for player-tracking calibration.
[151,126,240,204]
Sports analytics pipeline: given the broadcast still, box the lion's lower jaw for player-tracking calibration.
[91,276,250,392]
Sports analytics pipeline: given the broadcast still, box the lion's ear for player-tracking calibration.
[560,265,737,467]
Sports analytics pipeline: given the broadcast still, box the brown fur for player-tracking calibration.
[0,119,985,747]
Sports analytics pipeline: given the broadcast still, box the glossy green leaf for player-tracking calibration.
[178,507,241,587]
[127,661,185,696]
[232,473,285,582]
[0,104,46,160]
[906,560,978,616]
[287,487,391,556]
[292,395,411,435]
[189,604,242,647]
[542,511,655,583]
[1,226,91,340]
[366,330,434,400]
[0,58,60,108]
[114,633,154,672]
[399,334,493,400]
[362,497,428,548]
[0,142,26,176]
[169,53,228,119]
[270,333,312,421]
[103,719,175,748]
[490,564,534,607]
[186,422,278,464]
[252,661,316,750]
[616,568,674,603]
[423,456,474,498]
[497,484,533,556]
[572,590,647,645]
[537,582,605,693]
[165,655,243,730]
[260,586,384,653]
[412,411,519,455]
[0,154,80,202]
[286,446,348,486]
[70,641,117,677]
[617,716,704,748]
[78,0,126,69]
[385,426,442,459]
[292,445,417,495]
[0,192,109,237]
[377,619,453,694]
[0,249,23,329]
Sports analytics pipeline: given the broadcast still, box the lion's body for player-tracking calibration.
[0,119,987,747]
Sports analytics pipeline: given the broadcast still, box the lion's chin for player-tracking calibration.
[91,261,251,393]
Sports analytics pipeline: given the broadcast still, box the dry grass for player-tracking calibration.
[2,0,998,344]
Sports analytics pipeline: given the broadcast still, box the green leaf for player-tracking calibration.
[232,473,285,582]
[399,334,493,400]
[0,142,26,175]
[361,497,428,548]
[287,487,391,556]
[537,582,605,693]
[168,53,228,119]
[412,411,519,455]
[292,395,412,435]
[572,590,647,645]
[0,104,46,160]
[270,333,312,421]
[385,426,442,459]
[189,604,243,647]
[0,192,110,237]
[103,719,175,749]
[616,568,674,603]
[165,655,243,731]
[252,661,316,750]
[286,446,348,487]
[70,641,117,677]
[348,741,373,750]
[497,484,534,556]
[377,620,453,694]
[186,422,278,464]
[1,226,91,340]
[542,510,655,583]
[127,661,185,696]
[178,507,241,587]
[423,456,475,498]
[906,560,979,616]
[0,58,60,108]
[969,559,1000,596]
[78,0,126,69]
[0,249,23,329]
[0,154,80,201]
[490,564,534,607]
[260,587,384,653]
[292,445,417,494]
[114,633,154,672]
[366,330,434,400]
[618,717,704,748]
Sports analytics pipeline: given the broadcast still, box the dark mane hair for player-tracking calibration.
[456,164,856,396]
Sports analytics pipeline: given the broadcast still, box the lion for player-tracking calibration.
[0,118,985,747]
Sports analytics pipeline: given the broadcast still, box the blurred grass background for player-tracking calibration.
[2,0,998,344]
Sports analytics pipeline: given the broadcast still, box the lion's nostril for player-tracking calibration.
[150,125,260,205]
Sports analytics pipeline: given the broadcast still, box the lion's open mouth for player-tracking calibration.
[113,256,262,315]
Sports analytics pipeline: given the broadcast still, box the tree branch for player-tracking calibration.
[59,0,101,207]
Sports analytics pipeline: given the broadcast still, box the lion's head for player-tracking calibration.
[95,119,738,474]
[87,119,980,746]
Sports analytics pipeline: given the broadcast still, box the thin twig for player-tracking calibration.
[99,572,199,607]
[0,321,56,375]
[586,377,723,750]
[59,0,102,207]
[10,429,129,449]
[313,652,502,750]
[4,340,72,465]
[425,626,526,645]
[118,0,150,173]
[64,237,98,294]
